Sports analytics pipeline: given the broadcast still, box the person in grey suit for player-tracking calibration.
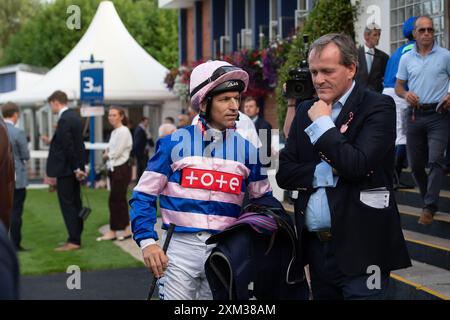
[2,102,30,252]
[355,22,389,93]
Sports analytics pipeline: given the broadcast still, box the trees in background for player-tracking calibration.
[0,0,42,60]
[0,0,178,69]
[276,0,359,130]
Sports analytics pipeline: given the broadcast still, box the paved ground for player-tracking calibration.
[20,219,163,300]
[99,218,164,263]
[20,268,153,300]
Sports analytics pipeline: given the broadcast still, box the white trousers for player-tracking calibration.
[157,231,216,300]
[383,87,409,145]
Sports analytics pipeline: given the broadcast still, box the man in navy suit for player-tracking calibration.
[46,90,86,252]
[132,117,154,180]
[243,96,272,167]
[277,33,411,299]
[355,22,389,93]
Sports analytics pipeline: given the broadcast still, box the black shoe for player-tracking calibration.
[16,246,30,252]
[398,182,415,189]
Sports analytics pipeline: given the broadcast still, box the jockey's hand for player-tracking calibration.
[142,244,168,278]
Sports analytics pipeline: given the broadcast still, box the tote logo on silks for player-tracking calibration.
[181,168,243,195]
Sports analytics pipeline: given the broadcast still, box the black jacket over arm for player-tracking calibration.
[47,109,86,178]
[276,83,411,275]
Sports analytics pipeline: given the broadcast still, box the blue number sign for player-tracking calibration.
[80,67,104,102]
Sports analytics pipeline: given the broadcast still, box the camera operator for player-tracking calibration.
[283,94,298,139]
[283,36,316,138]
[282,48,316,204]
[283,60,316,139]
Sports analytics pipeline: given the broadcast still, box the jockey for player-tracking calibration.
[129,60,278,300]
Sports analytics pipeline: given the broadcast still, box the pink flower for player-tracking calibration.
[340,112,354,134]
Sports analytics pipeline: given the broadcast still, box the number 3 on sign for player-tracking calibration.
[83,77,95,93]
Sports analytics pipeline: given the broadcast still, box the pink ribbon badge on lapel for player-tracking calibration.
[340,112,354,134]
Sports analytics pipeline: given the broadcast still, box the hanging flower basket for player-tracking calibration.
[163,41,290,100]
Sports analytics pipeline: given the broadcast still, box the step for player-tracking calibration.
[283,204,450,270]
[399,170,450,191]
[389,260,450,300]
[395,188,450,213]
[281,203,450,299]
[398,205,450,240]
[403,230,450,270]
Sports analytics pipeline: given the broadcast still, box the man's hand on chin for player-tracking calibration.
[308,100,332,122]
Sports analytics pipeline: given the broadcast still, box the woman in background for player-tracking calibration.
[97,106,133,241]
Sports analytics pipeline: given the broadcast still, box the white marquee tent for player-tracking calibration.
[0,1,181,181]
[0,1,176,105]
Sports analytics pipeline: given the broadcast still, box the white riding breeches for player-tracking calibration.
[157,231,216,300]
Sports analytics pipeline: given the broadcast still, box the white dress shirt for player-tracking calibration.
[4,119,15,126]
[364,44,375,73]
[58,106,69,118]
[107,125,132,170]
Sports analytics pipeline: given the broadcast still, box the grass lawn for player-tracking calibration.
[18,188,143,276]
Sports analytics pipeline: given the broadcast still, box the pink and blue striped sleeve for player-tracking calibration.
[129,138,173,245]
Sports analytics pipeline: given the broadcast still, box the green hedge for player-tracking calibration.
[276,0,360,131]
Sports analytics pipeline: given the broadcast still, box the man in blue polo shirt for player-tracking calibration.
[396,15,450,225]
[383,16,416,190]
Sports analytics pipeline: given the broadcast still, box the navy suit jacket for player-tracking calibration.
[276,83,411,275]
[46,109,86,178]
[355,46,389,93]
[133,125,153,159]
